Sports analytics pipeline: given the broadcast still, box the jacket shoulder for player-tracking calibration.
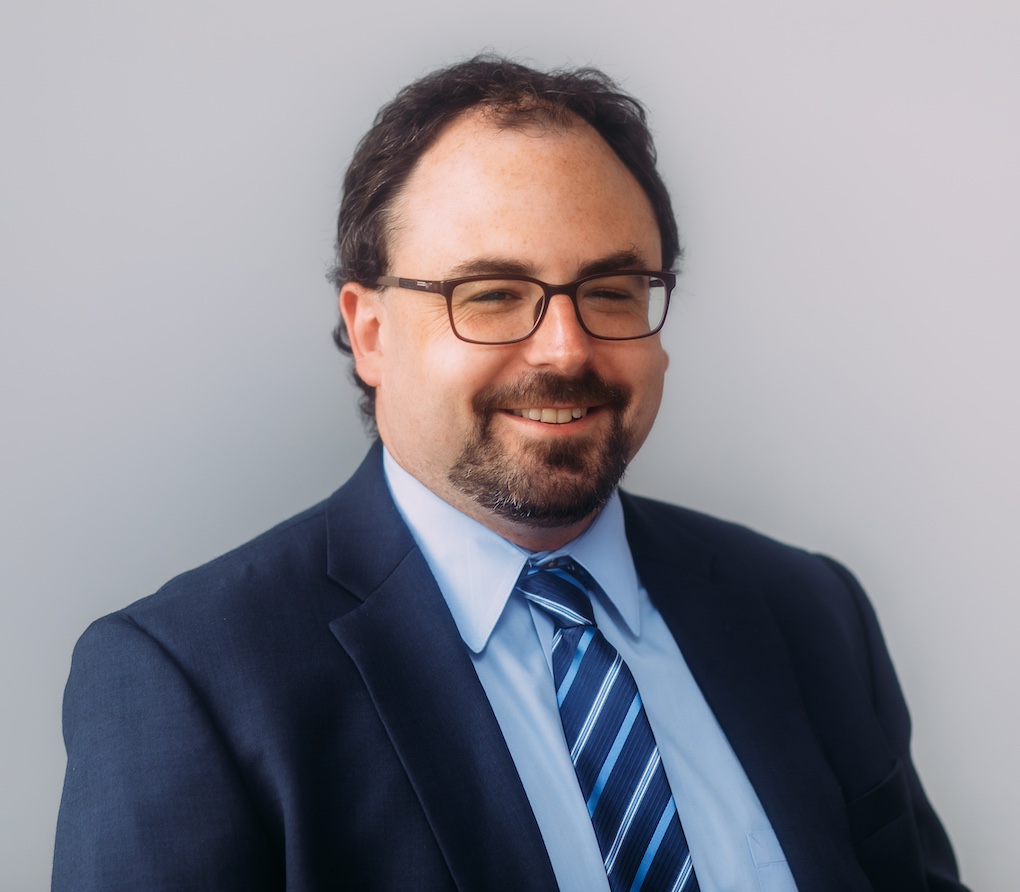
[620,491,882,682]
[620,490,840,586]
[116,498,336,632]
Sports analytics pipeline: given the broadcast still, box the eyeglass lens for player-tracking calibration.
[449,274,668,344]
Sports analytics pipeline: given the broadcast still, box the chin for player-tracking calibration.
[448,418,632,529]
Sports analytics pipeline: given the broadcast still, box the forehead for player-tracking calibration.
[386,110,662,277]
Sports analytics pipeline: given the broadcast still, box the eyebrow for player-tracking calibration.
[448,257,536,278]
[576,249,651,278]
[446,249,653,282]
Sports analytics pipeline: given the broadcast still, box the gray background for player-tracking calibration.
[3,0,1015,888]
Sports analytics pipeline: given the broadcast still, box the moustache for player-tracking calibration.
[472,370,630,413]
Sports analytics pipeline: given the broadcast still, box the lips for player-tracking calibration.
[474,369,628,430]
[511,407,588,424]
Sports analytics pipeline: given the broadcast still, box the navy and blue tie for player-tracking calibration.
[515,557,699,892]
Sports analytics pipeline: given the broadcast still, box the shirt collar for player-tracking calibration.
[382,447,642,653]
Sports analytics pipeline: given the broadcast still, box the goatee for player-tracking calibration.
[447,370,633,528]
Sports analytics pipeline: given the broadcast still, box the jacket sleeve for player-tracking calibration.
[52,613,280,891]
[822,557,969,892]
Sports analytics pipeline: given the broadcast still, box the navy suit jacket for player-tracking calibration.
[54,442,966,890]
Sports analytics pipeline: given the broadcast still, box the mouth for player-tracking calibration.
[509,407,590,425]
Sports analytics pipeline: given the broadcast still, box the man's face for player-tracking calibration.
[341,111,668,549]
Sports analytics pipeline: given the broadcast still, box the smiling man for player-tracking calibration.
[343,111,668,550]
[54,58,967,891]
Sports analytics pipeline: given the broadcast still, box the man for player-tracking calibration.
[53,57,966,891]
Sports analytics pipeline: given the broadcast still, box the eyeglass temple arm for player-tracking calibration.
[375,276,444,294]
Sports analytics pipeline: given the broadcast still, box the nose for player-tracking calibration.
[522,293,593,374]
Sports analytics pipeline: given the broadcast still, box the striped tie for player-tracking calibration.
[515,557,699,892]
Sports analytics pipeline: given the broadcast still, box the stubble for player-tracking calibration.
[447,370,633,528]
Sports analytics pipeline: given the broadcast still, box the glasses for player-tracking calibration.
[375,271,675,345]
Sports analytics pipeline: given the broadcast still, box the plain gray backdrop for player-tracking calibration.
[3,1,1015,888]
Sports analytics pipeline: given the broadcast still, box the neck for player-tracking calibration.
[468,508,599,554]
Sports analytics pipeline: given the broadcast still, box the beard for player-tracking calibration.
[447,369,634,529]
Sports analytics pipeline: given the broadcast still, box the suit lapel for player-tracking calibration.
[622,495,871,892]
[325,444,557,891]
[321,449,874,889]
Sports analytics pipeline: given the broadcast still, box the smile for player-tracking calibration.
[510,407,589,425]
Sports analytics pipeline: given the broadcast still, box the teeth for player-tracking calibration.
[512,407,589,424]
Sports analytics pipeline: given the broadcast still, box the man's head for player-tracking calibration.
[331,56,680,413]
[334,56,679,549]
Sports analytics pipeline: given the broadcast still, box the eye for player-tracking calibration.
[452,279,536,308]
[468,289,522,303]
[580,275,650,305]
[586,287,634,301]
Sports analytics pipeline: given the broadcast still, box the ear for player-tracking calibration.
[339,283,384,387]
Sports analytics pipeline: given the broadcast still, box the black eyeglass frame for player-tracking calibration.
[374,270,676,345]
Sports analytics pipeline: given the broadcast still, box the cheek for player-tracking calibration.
[608,340,667,390]
[622,346,668,425]
[383,336,503,421]
[436,349,510,408]
[377,307,450,387]
[380,302,449,356]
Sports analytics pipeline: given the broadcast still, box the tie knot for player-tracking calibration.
[514,557,598,629]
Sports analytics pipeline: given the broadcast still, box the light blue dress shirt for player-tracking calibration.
[383,449,798,892]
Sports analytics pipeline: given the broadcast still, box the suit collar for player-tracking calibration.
[326,442,558,890]
[381,445,529,653]
[383,447,644,651]
[325,439,417,599]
